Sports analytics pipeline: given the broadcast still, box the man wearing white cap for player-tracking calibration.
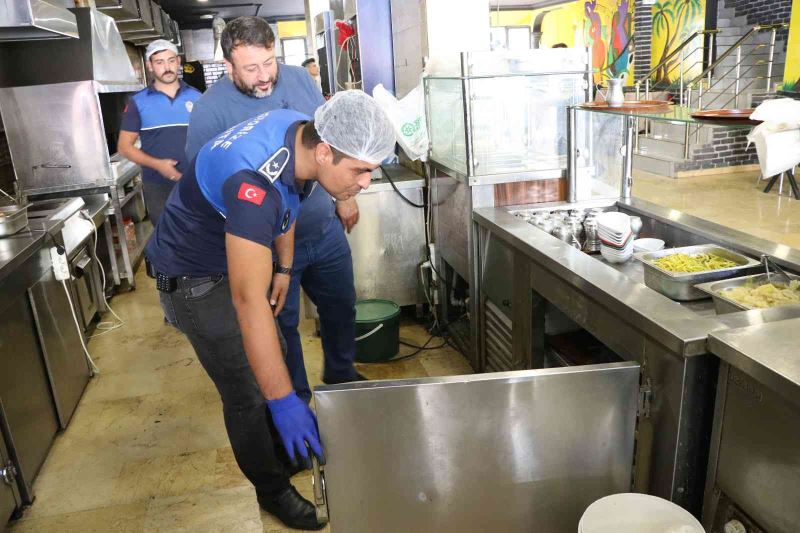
[118,39,202,224]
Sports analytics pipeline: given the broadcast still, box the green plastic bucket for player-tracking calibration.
[354,299,400,363]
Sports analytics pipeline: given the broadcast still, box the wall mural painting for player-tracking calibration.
[651,0,706,85]
[584,0,633,84]
[781,0,800,94]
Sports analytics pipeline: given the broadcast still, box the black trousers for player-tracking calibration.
[159,274,291,497]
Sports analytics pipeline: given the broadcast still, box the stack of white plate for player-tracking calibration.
[596,212,633,263]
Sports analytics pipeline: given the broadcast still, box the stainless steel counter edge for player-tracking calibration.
[473,203,800,357]
[367,165,424,194]
[0,198,85,283]
[708,318,800,410]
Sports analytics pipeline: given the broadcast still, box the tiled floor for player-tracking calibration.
[633,169,800,249]
[9,168,800,532]
[8,270,470,533]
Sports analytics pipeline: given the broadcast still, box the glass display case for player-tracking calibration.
[424,49,591,179]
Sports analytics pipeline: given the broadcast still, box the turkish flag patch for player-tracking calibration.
[237,183,266,206]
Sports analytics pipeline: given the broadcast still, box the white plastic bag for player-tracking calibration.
[372,83,429,161]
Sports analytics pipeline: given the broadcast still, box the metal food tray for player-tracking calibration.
[695,273,800,314]
[634,244,761,301]
[0,204,30,237]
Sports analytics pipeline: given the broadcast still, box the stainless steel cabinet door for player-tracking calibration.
[314,362,640,533]
[0,295,59,503]
[29,277,90,428]
[0,422,20,527]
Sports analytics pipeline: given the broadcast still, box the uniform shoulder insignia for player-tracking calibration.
[257,147,290,183]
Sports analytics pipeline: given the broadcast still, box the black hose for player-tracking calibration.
[380,166,425,209]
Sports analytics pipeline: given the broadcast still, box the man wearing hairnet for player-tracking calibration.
[145,91,396,530]
[186,16,368,411]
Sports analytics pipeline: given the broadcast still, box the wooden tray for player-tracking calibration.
[579,100,673,113]
[691,108,762,125]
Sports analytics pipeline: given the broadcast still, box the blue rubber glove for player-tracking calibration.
[267,392,325,468]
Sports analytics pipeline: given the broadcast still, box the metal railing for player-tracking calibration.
[635,29,719,105]
[635,23,788,160]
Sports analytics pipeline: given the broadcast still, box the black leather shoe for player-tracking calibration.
[258,486,326,530]
[322,372,367,385]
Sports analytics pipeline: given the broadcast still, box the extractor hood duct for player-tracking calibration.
[0,7,142,93]
[0,0,79,42]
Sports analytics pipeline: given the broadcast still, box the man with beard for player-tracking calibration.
[186,17,366,407]
[118,40,201,224]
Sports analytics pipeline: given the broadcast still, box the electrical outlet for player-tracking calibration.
[50,246,70,281]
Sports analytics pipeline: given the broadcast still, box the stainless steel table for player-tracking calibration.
[703,319,800,533]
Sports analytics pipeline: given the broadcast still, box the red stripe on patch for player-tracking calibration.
[237,183,266,206]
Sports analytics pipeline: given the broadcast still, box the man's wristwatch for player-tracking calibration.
[274,263,293,276]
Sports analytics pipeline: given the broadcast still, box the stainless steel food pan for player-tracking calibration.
[0,204,30,236]
[695,272,800,314]
[634,244,761,301]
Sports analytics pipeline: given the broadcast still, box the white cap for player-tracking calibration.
[145,39,179,62]
[313,90,396,165]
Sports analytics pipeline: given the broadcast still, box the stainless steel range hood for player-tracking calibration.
[0,7,141,93]
[0,0,79,42]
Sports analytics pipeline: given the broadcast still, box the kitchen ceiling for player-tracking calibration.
[158,0,306,29]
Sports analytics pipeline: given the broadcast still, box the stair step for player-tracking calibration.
[633,152,684,178]
[638,136,689,159]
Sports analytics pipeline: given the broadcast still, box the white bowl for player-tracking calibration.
[601,245,633,263]
[633,238,665,253]
[596,212,631,234]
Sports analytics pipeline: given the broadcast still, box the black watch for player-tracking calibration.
[274,263,293,276]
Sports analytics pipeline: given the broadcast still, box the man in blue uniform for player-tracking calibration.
[186,17,363,404]
[146,91,395,530]
[118,40,201,224]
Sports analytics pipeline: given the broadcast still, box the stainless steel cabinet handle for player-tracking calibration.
[1,462,17,485]
[311,456,329,523]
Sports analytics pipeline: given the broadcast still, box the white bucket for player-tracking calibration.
[579,493,705,533]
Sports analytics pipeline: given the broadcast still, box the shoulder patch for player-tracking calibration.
[257,147,290,183]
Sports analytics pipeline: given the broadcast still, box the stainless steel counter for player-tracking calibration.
[703,319,800,533]
[708,318,800,410]
[0,198,84,283]
[473,198,800,358]
[472,196,800,515]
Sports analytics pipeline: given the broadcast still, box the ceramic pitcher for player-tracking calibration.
[599,73,626,107]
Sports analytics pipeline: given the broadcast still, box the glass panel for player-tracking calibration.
[507,27,531,51]
[281,37,307,66]
[426,77,467,175]
[572,104,755,128]
[574,108,625,200]
[470,73,584,175]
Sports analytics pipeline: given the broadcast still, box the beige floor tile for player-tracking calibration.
[112,449,219,504]
[420,351,474,377]
[10,502,147,533]
[142,486,265,533]
[633,170,800,249]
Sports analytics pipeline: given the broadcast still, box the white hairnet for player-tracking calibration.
[314,90,396,165]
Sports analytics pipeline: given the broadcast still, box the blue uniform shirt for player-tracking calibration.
[185,65,332,245]
[145,109,313,277]
[120,81,201,185]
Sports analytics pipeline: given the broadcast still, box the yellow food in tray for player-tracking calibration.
[651,253,738,273]
[721,280,800,309]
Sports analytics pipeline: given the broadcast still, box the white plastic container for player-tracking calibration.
[579,493,705,533]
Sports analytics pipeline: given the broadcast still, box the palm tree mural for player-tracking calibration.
[651,0,704,83]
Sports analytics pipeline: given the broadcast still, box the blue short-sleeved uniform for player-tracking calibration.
[145,109,313,277]
[121,81,201,184]
[185,66,330,245]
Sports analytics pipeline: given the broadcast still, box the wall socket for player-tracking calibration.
[50,246,70,281]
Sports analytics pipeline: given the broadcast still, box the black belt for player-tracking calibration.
[145,257,178,293]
